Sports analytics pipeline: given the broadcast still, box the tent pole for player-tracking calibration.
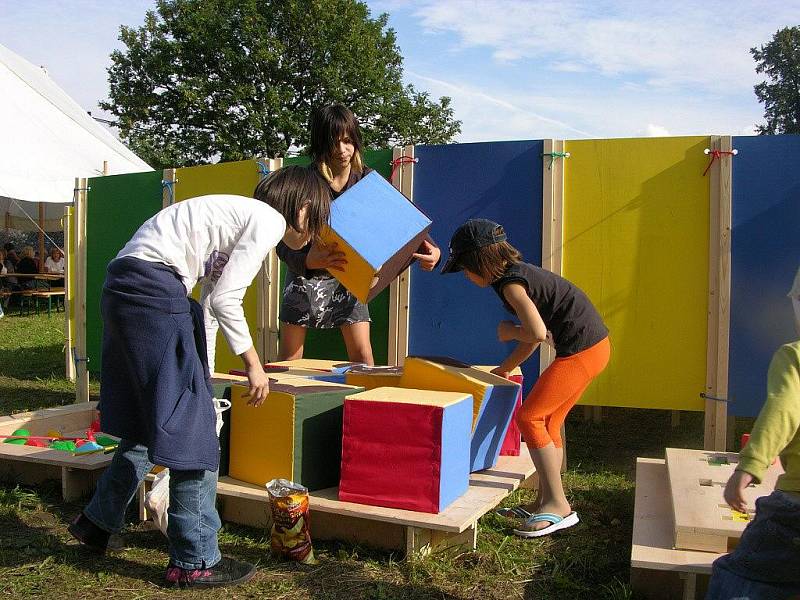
[38,202,45,272]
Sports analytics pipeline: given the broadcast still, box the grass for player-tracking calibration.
[0,311,752,599]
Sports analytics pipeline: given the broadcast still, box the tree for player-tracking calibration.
[751,26,800,135]
[102,0,461,168]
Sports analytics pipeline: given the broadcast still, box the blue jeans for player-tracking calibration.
[706,490,800,600]
[84,439,222,570]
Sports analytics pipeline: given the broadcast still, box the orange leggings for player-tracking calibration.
[516,337,610,449]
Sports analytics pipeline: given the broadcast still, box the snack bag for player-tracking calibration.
[266,478,317,564]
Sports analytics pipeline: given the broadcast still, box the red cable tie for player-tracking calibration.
[390,156,419,182]
[702,148,737,177]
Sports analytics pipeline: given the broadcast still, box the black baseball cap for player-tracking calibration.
[441,218,507,274]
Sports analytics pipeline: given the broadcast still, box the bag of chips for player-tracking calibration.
[266,478,317,564]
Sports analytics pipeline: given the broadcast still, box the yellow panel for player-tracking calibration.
[319,228,375,303]
[229,384,295,486]
[174,160,264,374]
[562,137,709,411]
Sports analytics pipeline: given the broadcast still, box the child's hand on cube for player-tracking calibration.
[490,366,510,379]
[306,241,347,272]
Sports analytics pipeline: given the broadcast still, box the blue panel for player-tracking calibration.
[409,141,544,396]
[470,382,520,471]
[729,135,800,416]
[332,172,432,267]
[438,396,472,510]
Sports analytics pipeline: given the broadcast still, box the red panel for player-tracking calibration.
[339,399,443,513]
[499,374,523,456]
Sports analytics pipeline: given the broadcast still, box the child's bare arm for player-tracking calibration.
[500,283,548,343]
[492,341,538,377]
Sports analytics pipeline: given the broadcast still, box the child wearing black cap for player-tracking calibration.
[442,218,610,537]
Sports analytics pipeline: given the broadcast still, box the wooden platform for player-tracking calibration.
[0,402,114,501]
[140,444,536,556]
[665,448,782,553]
[631,458,720,600]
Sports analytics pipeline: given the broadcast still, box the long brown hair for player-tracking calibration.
[253,165,331,240]
[309,104,364,182]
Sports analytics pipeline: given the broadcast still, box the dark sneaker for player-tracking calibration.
[164,556,256,589]
[68,512,111,553]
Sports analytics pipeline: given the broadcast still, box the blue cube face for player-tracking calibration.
[439,395,473,510]
[470,382,521,472]
[330,171,432,268]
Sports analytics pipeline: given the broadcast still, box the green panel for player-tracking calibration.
[281,149,392,365]
[86,171,164,372]
[293,388,363,490]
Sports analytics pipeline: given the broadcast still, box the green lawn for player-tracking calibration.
[0,311,749,599]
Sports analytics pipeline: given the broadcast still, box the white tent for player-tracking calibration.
[0,42,152,231]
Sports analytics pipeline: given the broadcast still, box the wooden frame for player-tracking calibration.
[704,136,733,451]
[0,402,111,501]
[138,444,536,557]
[63,206,75,381]
[161,168,177,209]
[257,158,284,362]
[542,140,571,468]
[73,177,90,403]
[388,145,415,366]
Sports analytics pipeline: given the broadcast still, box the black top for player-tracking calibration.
[492,262,608,357]
[276,166,373,278]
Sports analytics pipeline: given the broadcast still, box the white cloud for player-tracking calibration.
[644,124,671,137]
[409,0,800,94]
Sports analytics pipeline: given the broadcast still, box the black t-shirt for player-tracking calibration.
[492,262,608,357]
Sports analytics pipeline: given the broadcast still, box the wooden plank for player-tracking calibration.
[0,402,97,436]
[388,145,414,366]
[704,135,731,451]
[0,443,111,469]
[665,448,781,552]
[257,158,283,362]
[74,177,90,403]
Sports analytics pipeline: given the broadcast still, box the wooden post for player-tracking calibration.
[63,206,75,381]
[388,145,415,366]
[102,161,109,176]
[258,158,283,362]
[74,178,90,403]
[161,168,177,210]
[38,202,45,272]
[704,136,733,451]
[542,139,570,470]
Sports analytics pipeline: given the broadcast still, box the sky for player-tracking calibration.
[1,0,798,143]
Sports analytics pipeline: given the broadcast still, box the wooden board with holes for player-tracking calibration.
[665,448,783,552]
[631,458,718,600]
[139,444,536,556]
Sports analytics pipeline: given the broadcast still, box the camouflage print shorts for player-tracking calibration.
[279,272,371,329]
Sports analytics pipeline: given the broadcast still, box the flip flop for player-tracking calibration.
[512,512,579,538]
[495,506,533,519]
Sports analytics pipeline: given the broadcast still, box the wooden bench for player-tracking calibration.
[631,458,721,600]
[30,289,65,316]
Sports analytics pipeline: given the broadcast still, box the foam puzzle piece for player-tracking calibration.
[344,365,404,390]
[338,386,471,513]
[229,379,363,490]
[320,171,432,303]
[473,366,523,457]
[399,357,521,472]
